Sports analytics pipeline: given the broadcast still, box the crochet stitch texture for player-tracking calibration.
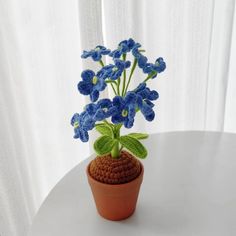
[89,151,141,184]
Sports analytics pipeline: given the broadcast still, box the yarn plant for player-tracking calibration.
[71,39,166,160]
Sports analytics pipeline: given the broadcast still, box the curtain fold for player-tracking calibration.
[0,0,236,235]
[0,0,90,235]
[205,0,235,130]
[102,0,236,133]
[77,0,107,149]
[224,1,236,132]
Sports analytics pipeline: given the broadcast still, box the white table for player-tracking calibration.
[28,132,236,236]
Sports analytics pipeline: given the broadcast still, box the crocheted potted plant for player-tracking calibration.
[71,39,166,221]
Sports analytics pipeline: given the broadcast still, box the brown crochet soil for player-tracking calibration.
[89,151,141,184]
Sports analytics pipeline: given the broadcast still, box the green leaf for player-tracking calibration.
[94,135,117,155]
[95,124,113,137]
[113,123,122,135]
[128,133,149,140]
[119,135,147,159]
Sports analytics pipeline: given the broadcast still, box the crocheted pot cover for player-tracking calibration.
[89,151,141,184]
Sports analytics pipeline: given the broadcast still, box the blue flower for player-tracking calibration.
[134,83,159,121]
[77,69,106,102]
[143,57,166,78]
[85,99,117,121]
[155,58,166,72]
[71,112,95,142]
[138,100,155,121]
[97,64,113,79]
[134,82,147,93]
[132,43,148,69]
[134,83,159,100]
[137,88,159,101]
[84,103,97,116]
[136,94,155,121]
[81,46,110,61]
[97,59,131,80]
[111,92,137,128]
[109,38,136,58]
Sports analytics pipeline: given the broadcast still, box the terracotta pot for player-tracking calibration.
[86,161,144,221]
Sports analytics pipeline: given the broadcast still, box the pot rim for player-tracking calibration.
[86,160,144,188]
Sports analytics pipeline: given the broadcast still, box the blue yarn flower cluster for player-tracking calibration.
[72,38,166,142]
[77,70,106,102]
[71,112,95,142]
[109,39,136,58]
[72,83,159,141]
[132,43,148,69]
[81,46,110,61]
[143,57,166,78]
[98,59,131,81]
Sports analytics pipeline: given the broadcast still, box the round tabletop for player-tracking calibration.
[28,132,236,236]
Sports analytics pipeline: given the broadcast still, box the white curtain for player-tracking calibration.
[0,0,235,235]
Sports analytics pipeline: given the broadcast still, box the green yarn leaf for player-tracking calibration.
[127,132,149,140]
[95,124,113,137]
[119,135,147,159]
[94,135,117,155]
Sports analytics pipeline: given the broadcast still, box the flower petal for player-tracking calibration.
[81,51,92,59]
[94,109,106,121]
[91,51,101,61]
[97,98,112,108]
[95,78,106,91]
[90,90,99,102]
[135,83,146,93]
[124,92,137,105]
[111,114,124,124]
[81,70,95,82]
[140,102,153,116]
[145,110,155,121]
[77,81,93,95]
[138,55,148,68]
[78,129,89,142]
[124,118,134,128]
[85,103,98,116]
[113,96,124,109]
[148,90,159,100]
[71,113,80,126]
[83,117,95,130]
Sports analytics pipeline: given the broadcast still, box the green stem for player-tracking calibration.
[143,71,157,83]
[99,60,104,67]
[117,78,121,95]
[121,54,127,96]
[98,60,119,96]
[98,60,118,95]
[105,79,117,95]
[124,58,137,94]
[106,79,117,85]
[111,124,121,159]
[110,83,117,95]
[111,142,119,159]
